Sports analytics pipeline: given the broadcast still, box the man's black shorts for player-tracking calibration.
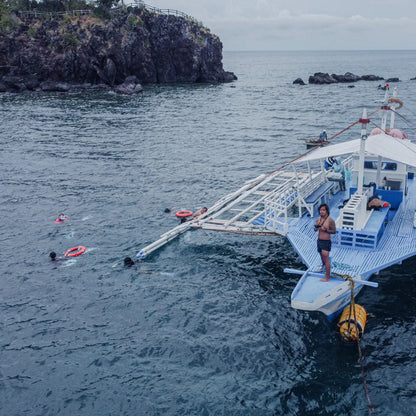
[317,239,331,253]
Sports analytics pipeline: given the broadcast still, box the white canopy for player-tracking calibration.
[294,133,416,168]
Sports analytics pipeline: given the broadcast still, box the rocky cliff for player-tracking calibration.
[0,6,237,93]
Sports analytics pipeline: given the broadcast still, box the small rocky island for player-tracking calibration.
[0,3,237,93]
[293,72,407,85]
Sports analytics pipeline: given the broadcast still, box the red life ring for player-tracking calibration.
[64,246,86,257]
[175,210,193,218]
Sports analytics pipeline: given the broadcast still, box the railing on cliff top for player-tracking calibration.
[18,1,198,24]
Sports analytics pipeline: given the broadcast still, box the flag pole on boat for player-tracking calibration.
[357,109,370,195]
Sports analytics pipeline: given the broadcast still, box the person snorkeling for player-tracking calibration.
[177,206,208,223]
[55,213,68,223]
[193,207,208,218]
[124,257,135,267]
[49,251,68,262]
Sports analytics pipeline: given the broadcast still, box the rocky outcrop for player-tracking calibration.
[307,72,384,85]
[385,77,400,83]
[293,78,305,85]
[297,72,405,85]
[114,75,143,94]
[360,75,384,81]
[308,72,337,84]
[40,81,71,92]
[331,72,361,83]
[0,7,236,93]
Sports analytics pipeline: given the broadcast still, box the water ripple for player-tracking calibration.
[1,50,416,415]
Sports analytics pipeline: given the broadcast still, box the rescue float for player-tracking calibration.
[64,246,86,257]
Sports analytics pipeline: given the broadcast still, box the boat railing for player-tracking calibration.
[18,2,200,25]
[297,171,326,197]
[190,167,301,235]
[295,171,331,215]
[262,170,326,233]
[217,157,354,235]
[263,186,299,233]
[220,172,299,229]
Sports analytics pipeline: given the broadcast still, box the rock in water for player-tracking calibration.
[293,78,305,85]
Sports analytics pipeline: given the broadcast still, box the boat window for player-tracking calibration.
[364,161,397,171]
[364,161,377,169]
[382,162,397,171]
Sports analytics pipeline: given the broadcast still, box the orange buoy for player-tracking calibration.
[175,210,193,218]
[64,246,86,257]
[338,304,367,342]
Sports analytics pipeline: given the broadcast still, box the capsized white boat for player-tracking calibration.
[137,87,416,320]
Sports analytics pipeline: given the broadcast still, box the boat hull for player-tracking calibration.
[306,140,328,149]
[291,271,366,321]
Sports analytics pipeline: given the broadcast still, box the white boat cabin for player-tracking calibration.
[334,153,409,249]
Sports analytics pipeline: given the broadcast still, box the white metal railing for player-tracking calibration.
[298,171,326,200]
[18,9,93,17]
[18,2,200,25]
[296,171,328,216]
[264,187,299,234]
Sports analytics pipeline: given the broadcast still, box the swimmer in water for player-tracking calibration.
[193,207,208,218]
[124,257,135,267]
[179,207,208,223]
[49,251,68,262]
[55,213,68,222]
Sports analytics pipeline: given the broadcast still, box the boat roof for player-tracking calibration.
[293,133,416,168]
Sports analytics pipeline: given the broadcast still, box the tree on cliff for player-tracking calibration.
[96,0,119,8]
[1,0,93,13]
[94,0,120,18]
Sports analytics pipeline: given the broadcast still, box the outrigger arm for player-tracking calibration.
[136,221,192,259]
[136,173,280,259]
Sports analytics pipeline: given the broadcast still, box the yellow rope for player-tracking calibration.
[332,272,374,415]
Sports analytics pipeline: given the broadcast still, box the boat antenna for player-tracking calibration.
[382,83,390,104]
[389,87,398,131]
[380,84,390,131]
[357,109,370,195]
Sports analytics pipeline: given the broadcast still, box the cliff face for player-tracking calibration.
[0,7,236,92]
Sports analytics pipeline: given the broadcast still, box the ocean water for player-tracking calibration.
[1,50,416,415]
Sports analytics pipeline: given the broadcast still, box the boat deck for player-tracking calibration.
[138,161,416,282]
[290,272,348,303]
[286,178,416,279]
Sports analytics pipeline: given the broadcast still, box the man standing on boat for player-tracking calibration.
[314,203,336,281]
[319,130,327,142]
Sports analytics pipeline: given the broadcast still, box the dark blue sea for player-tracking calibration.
[1,50,416,415]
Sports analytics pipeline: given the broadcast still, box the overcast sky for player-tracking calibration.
[143,0,416,51]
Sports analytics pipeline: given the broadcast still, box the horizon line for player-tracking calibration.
[223,48,416,53]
